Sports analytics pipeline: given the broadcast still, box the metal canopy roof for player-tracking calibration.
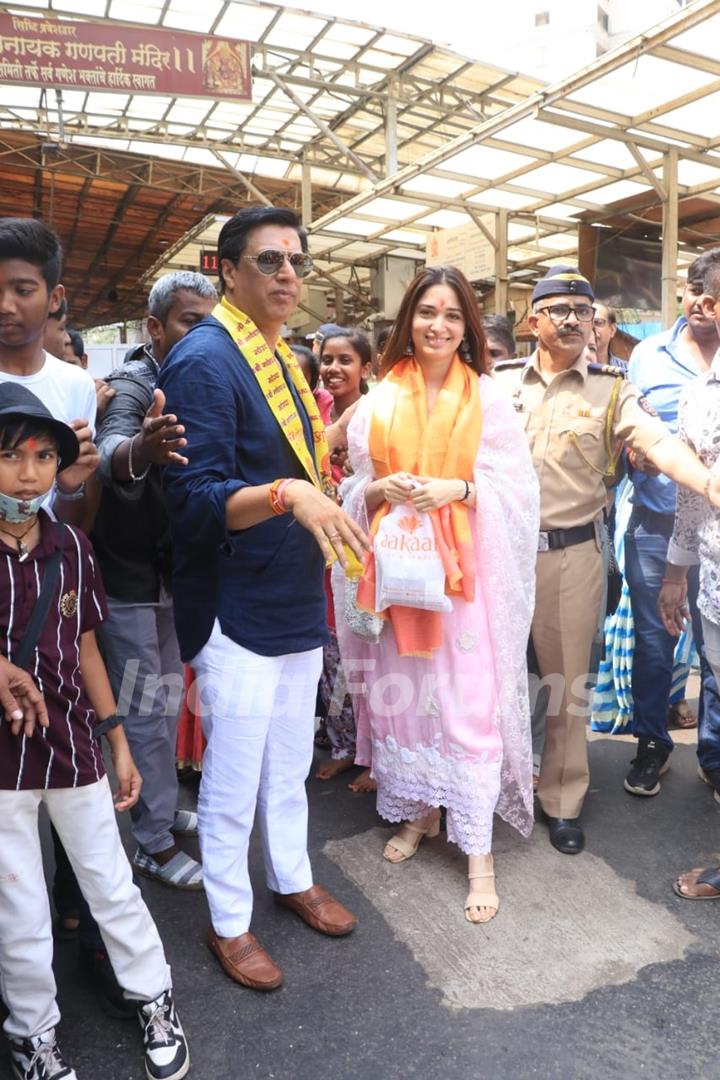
[304,0,720,279]
[0,1,542,197]
[2,0,720,325]
[0,128,345,326]
[0,0,544,320]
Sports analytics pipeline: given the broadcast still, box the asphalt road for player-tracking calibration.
[2,732,719,1080]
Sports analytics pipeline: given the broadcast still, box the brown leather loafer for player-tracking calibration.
[206,928,283,990]
[275,884,357,937]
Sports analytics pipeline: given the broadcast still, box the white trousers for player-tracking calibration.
[191,620,323,937]
[0,776,171,1040]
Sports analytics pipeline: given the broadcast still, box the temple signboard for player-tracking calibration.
[425,217,496,282]
[0,12,251,100]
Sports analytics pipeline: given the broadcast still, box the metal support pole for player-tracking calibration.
[297,299,328,323]
[495,209,509,316]
[210,150,273,206]
[312,264,369,307]
[301,151,312,227]
[661,148,679,330]
[55,89,65,143]
[385,84,397,178]
[264,69,377,183]
[334,286,345,323]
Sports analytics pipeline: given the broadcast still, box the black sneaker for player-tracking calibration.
[624,738,670,796]
[78,945,137,1020]
[137,989,189,1080]
[9,1029,77,1079]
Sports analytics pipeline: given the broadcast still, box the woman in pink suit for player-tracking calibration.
[334,266,539,923]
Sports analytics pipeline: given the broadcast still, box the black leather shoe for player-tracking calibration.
[544,815,585,855]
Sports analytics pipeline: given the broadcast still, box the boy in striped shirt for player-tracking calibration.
[0,384,188,1080]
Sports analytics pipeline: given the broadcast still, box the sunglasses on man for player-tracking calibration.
[243,248,314,278]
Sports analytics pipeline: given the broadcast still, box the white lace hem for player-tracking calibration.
[371,737,501,855]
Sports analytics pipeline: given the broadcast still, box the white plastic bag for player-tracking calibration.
[374,504,452,613]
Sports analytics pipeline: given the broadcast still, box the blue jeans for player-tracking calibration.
[625,507,720,766]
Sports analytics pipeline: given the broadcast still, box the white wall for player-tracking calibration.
[480,0,680,79]
[608,0,679,40]
[86,344,129,380]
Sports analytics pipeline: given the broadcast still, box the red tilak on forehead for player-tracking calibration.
[281,237,291,248]
[25,437,38,449]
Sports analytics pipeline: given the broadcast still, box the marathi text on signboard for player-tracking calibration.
[0,13,251,100]
[425,216,496,281]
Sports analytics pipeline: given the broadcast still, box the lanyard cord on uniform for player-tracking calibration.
[564,375,624,478]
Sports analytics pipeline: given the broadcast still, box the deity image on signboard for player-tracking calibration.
[202,39,246,93]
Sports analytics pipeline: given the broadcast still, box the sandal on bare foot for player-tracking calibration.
[383,813,441,864]
[348,768,377,794]
[668,699,697,730]
[315,758,354,781]
[673,865,720,900]
[465,854,499,924]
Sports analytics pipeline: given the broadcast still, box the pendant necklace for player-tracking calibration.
[0,517,38,562]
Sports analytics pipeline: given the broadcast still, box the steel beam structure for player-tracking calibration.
[2,0,719,324]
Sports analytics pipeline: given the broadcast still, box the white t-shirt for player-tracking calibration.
[0,351,97,433]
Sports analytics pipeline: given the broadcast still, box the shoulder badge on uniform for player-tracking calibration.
[637,395,658,417]
[493,359,527,371]
[587,362,625,377]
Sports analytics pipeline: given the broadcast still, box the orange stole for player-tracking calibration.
[357,355,483,657]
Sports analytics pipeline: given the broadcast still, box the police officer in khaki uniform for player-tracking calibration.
[494,265,720,854]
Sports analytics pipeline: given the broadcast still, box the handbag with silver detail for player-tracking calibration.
[344,576,385,643]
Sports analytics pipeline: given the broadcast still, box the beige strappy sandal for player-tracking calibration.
[465,855,499,924]
[383,814,441,863]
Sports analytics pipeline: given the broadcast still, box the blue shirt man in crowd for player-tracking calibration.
[624,249,720,797]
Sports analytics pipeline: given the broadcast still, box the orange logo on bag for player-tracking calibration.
[397,514,422,533]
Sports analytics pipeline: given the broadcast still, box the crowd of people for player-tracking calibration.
[1,206,720,1079]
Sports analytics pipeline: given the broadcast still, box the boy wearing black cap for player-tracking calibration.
[0,385,189,1080]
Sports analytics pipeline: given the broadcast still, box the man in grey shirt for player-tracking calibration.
[94,271,216,890]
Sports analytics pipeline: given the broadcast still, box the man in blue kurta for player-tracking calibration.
[159,206,367,991]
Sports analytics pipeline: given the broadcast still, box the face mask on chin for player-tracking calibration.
[0,489,48,524]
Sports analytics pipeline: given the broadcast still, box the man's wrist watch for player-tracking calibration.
[55,481,86,501]
[93,713,124,740]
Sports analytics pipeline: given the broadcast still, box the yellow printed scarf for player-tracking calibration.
[213,297,332,495]
[357,355,483,657]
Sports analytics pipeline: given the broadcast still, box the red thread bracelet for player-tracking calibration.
[269,478,297,515]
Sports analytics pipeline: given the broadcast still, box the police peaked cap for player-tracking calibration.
[531,265,594,304]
